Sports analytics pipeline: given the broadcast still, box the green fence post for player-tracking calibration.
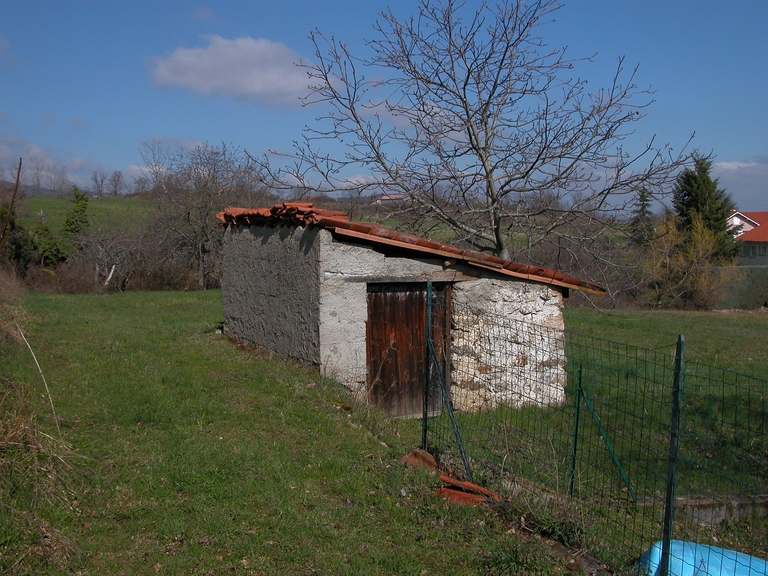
[426,331,475,483]
[660,334,684,576]
[568,365,583,497]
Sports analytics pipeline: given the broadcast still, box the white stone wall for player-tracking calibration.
[450,279,566,411]
[316,230,447,395]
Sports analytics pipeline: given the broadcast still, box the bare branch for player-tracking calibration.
[267,0,691,291]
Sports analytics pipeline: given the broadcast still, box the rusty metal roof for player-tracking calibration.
[217,202,606,295]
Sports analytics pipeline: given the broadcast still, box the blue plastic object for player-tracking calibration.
[637,540,768,576]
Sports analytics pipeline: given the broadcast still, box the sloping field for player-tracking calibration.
[1,290,566,575]
[14,195,152,233]
[3,290,764,574]
[563,305,768,378]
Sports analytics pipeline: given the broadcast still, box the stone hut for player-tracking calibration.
[217,203,604,417]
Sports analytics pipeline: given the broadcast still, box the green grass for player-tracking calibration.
[564,306,768,378]
[14,194,153,234]
[1,290,569,575]
[428,306,768,569]
[5,293,765,574]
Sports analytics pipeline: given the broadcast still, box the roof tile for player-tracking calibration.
[217,203,606,295]
[733,211,768,242]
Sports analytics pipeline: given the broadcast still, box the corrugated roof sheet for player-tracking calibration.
[217,202,606,295]
[733,211,768,242]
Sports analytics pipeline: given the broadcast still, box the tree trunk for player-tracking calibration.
[197,244,206,290]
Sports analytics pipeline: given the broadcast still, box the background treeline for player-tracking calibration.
[1,143,275,293]
[0,146,754,310]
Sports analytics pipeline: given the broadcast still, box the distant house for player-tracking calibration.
[729,211,768,265]
[373,193,408,205]
[217,203,605,417]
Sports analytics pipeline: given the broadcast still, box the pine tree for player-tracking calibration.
[672,154,738,261]
[31,222,65,267]
[629,188,655,247]
[60,186,89,256]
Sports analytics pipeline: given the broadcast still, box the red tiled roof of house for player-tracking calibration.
[733,211,768,242]
[217,202,607,295]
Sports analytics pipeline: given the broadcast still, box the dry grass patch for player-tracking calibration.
[0,264,27,344]
[0,376,82,574]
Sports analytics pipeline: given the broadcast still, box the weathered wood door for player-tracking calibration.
[366,283,450,417]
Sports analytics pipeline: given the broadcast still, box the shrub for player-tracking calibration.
[0,263,26,343]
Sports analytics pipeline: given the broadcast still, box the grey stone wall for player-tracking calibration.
[221,224,322,364]
[221,224,568,411]
[450,279,566,411]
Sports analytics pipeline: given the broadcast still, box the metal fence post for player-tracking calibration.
[660,334,685,576]
[568,365,583,497]
[422,282,433,450]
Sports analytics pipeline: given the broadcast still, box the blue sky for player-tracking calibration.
[1,1,766,209]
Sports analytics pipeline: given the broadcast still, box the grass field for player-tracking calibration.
[433,305,768,569]
[1,290,572,575]
[13,194,153,234]
[1,290,766,574]
[564,305,768,378]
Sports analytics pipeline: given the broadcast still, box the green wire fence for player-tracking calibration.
[423,294,767,572]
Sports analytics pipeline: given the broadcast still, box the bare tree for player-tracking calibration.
[264,0,690,291]
[140,141,273,289]
[107,170,126,197]
[91,169,108,198]
[7,159,25,193]
[131,174,151,195]
[47,165,71,196]
[29,158,46,192]
[139,139,172,189]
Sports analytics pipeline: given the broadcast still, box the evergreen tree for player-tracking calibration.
[31,222,65,267]
[29,186,90,267]
[629,188,655,247]
[60,186,89,256]
[0,203,35,276]
[672,154,738,261]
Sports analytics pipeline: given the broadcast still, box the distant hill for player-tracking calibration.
[1,180,66,197]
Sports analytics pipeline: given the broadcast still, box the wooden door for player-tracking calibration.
[366,283,450,417]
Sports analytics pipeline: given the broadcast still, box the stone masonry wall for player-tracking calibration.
[450,279,566,412]
[221,224,568,412]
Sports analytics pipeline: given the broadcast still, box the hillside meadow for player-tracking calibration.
[1,288,766,574]
[563,305,768,378]
[14,194,153,234]
[1,289,569,575]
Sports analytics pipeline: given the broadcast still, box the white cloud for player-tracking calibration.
[0,137,103,189]
[0,136,46,165]
[715,159,768,172]
[147,135,203,151]
[713,156,768,211]
[147,35,310,106]
[338,173,377,187]
[125,163,149,181]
